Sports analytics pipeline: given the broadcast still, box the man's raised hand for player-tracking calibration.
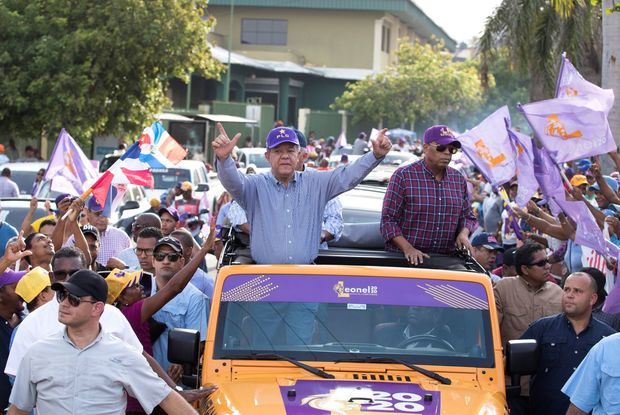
[370,128,391,158]
[212,122,241,161]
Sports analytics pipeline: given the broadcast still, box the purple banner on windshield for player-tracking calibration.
[221,274,488,310]
[280,380,440,415]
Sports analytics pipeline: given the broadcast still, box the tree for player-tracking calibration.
[479,0,601,101]
[332,41,486,132]
[0,0,223,146]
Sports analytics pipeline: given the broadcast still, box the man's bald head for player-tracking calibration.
[170,228,196,261]
[566,272,598,293]
[132,213,162,240]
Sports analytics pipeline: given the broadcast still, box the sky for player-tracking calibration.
[414,0,504,44]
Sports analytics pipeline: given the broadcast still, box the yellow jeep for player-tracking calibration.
[168,252,538,414]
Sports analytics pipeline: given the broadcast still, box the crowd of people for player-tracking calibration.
[0,120,619,414]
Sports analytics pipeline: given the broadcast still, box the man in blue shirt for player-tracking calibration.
[150,236,208,378]
[212,123,390,265]
[520,272,615,414]
[562,332,620,414]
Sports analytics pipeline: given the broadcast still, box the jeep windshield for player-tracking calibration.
[214,273,494,368]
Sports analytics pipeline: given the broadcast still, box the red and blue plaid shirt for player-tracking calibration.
[381,160,477,254]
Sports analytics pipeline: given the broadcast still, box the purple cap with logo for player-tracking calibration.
[158,206,179,222]
[266,127,300,149]
[87,197,104,212]
[423,125,461,147]
[0,270,27,288]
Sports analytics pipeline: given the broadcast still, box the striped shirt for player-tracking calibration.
[381,159,477,255]
[66,226,131,266]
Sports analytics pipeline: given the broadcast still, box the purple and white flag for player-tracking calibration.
[532,146,564,215]
[44,129,99,196]
[555,198,607,256]
[507,127,538,207]
[457,106,517,187]
[556,53,615,114]
[518,97,616,163]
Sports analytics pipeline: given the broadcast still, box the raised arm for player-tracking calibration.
[140,218,217,322]
[0,232,32,275]
[212,123,249,204]
[591,159,620,205]
[19,198,38,236]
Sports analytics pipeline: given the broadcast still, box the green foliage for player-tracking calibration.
[0,0,223,146]
[479,0,600,100]
[332,41,486,131]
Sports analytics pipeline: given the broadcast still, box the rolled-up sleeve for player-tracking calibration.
[380,170,405,242]
[323,198,343,242]
[123,352,172,414]
[9,353,37,412]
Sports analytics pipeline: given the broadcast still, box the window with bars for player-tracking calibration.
[241,18,288,46]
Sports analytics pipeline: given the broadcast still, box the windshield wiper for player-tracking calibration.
[335,356,451,385]
[221,353,334,379]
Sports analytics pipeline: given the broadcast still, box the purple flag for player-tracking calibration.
[457,106,517,187]
[518,97,616,163]
[507,128,538,207]
[556,53,615,114]
[532,146,564,215]
[555,198,607,256]
[44,129,98,196]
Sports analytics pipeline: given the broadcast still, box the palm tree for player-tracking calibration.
[479,0,601,101]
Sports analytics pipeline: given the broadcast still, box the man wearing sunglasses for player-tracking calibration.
[107,213,162,270]
[149,236,208,379]
[381,125,476,266]
[7,270,197,415]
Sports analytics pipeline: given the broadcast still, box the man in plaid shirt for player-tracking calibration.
[381,125,477,265]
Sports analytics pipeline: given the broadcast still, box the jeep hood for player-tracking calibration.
[206,378,506,414]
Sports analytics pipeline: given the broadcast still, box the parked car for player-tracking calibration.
[236,147,270,174]
[0,198,51,231]
[0,162,48,198]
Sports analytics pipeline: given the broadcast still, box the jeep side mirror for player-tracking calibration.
[123,200,140,211]
[196,183,209,192]
[168,328,201,388]
[506,339,538,396]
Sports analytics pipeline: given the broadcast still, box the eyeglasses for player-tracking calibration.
[528,259,550,268]
[134,247,154,256]
[51,269,80,281]
[56,289,98,307]
[153,252,181,262]
[430,143,459,155]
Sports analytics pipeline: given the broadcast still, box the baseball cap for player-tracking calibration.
[15,267,51,303]
[294,129,307,147]
[570,174,588,187]
[471,233,504,252]
[423,125,461,148]
[51,269,108,303]
[180,181,192,192]
[266,127,300,149]
[87,197,104,212]
[0,270,27,289]
[154,236,183,253]
[502,247,517,267]
[104,268,142,304]
[589,175,619,193]
[54,193,71,209]
[576,159,592,172]
[80,224,99,240]
[149,197,161,209]
[158,207,179,222]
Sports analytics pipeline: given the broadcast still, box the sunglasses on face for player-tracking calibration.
[153,252,181,262]
[56,289,98,307]
[51,269,80,280]
[430,143,459,154]
[528,259,549,268]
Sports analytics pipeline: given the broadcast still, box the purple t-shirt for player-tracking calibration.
[122,300,153,414]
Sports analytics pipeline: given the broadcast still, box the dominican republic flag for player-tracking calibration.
[88,122,187,216]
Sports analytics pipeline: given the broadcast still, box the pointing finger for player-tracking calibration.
[230,133,242,147]
[216,122,228,138]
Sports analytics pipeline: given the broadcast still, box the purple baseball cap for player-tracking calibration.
[266,127,300,149]
[423,125,461,148]
[158,206,179,222]
[87,197,104,212]
[0,270,27,288]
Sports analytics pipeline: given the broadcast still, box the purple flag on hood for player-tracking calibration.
[44,129,98,196]
[555,198,607,256]
[518,97,616,163]
[457,106,517,187]
[507,128,538,207]
[532,146,564,215]
[556,53,615,114]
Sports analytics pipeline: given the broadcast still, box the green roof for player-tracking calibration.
[208,0,456,51]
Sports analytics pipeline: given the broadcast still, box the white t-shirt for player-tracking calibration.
[4,295,143,376]
[501,209,517,246]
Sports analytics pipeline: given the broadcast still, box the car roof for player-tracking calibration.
[1,162,48,171]
[238,147,267,154]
